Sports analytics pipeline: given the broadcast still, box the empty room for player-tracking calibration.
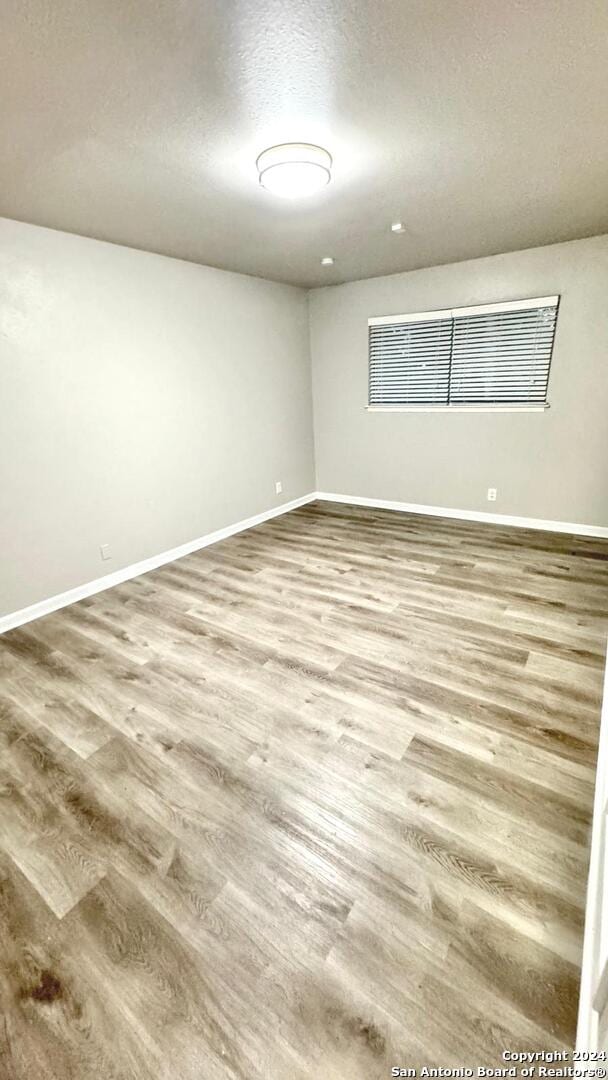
[1,1,608,1076]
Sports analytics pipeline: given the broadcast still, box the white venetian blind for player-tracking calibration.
[368,310,453,406]
[368,296,559,408]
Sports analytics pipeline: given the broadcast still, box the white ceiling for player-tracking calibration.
[1,0,607,288]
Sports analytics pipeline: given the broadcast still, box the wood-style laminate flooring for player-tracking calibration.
[1,500,607,1078]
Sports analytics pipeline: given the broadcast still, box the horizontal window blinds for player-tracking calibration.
[368,296,559,407]
[368,314,453,406]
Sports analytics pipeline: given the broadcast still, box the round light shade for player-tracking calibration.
[256,143,332,199]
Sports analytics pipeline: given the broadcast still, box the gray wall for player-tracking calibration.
[0,218,315,616]
[309,235,608,527]
[2,222,607,618]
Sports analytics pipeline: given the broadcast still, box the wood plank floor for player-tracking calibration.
[1,500,607,1078]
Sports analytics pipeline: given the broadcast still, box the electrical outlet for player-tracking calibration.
[275,481,282,495]
[487,488,497,502]
[100,544,112,561]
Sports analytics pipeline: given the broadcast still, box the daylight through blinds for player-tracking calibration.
[368,296,559,407]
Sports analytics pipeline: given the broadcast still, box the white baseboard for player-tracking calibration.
[315,491,608,538]
[0,492,316,635]
[2,489,606,636]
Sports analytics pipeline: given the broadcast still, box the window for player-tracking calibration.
[368,295,559,410]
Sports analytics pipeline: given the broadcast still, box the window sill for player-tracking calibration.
[365,404,550,413]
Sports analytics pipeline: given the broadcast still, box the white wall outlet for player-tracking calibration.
[487,488,497,502]
[100,543,112,561]
[275,481,282,495]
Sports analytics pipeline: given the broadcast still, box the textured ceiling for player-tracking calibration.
[1,0,607,288]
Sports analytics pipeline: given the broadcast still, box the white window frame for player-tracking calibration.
[367,295,559,413]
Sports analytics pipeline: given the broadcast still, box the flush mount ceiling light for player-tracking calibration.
[321,256,334,266]
[256,143,332,199]
[391,221,406,234]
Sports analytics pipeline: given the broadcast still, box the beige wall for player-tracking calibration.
[309,235,608,527]
[0,218,315,616]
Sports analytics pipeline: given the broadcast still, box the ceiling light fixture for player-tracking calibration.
[256,143,332,199]
[391,221,405,234]
[321,256,334,266]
